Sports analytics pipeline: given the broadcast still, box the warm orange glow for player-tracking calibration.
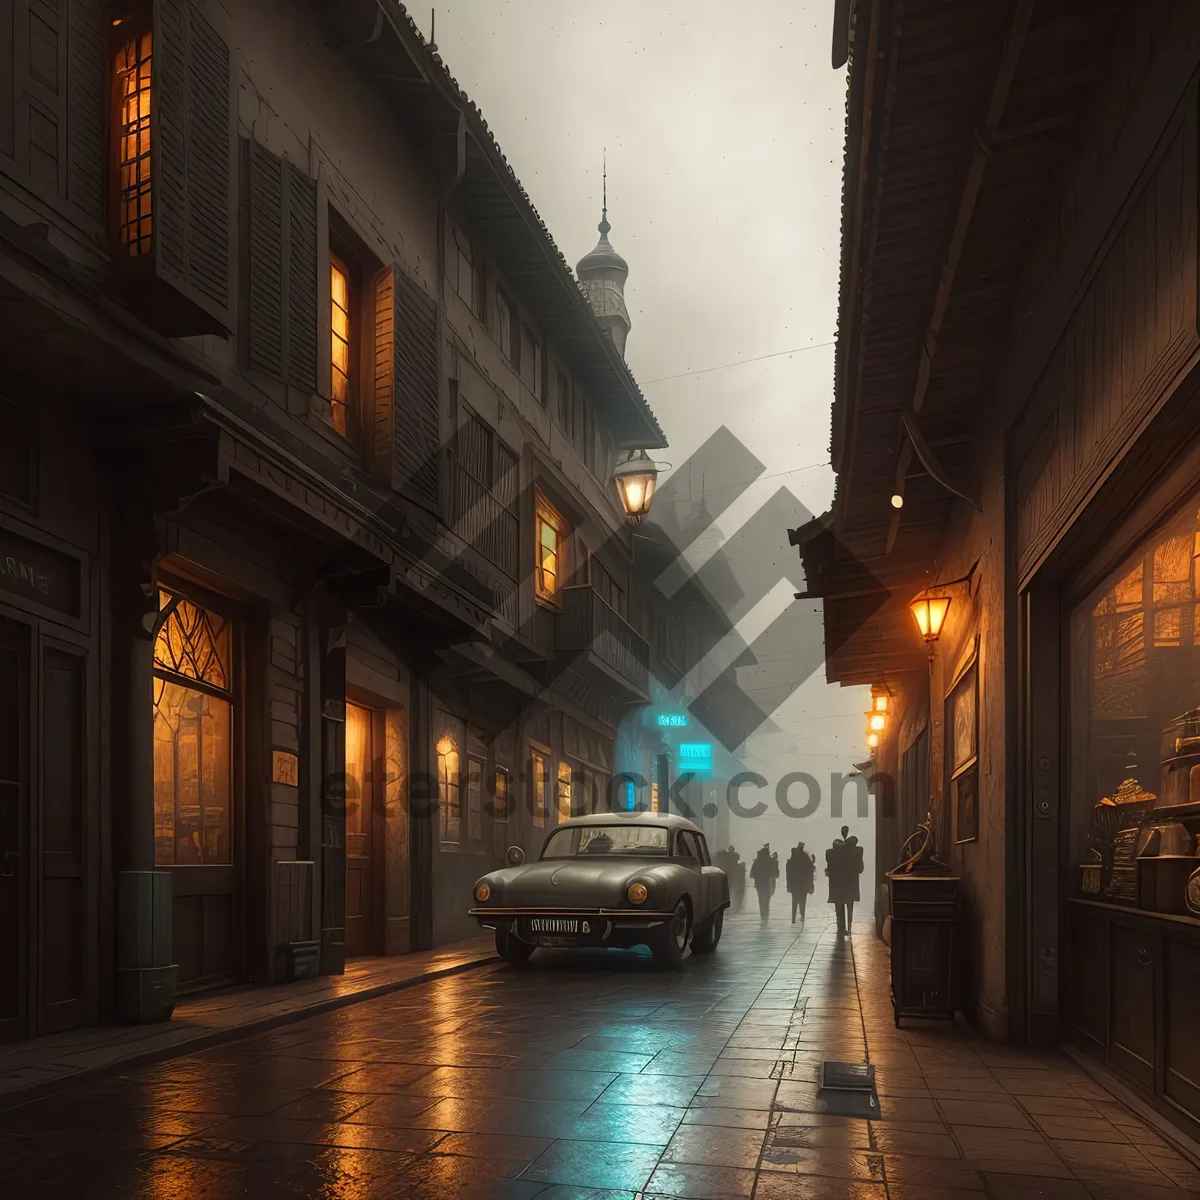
[531,750,548,828]
[116,29,153,257]
[868,712,886,732]
[535,493,566,604]
[330,254,351,434]
[866,731,880,749]
[871,692,889,713]
[911,594,951,642]
[613,449,659,524]
[437,733,460,842]
[557,760,573,823]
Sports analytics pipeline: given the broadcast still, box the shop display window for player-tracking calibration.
[1070,496,1200,914]
[152,591,234,866]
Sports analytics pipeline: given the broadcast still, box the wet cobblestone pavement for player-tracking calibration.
[2,915,1198,1198]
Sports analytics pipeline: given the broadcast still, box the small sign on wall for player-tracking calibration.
[272,750,299,787]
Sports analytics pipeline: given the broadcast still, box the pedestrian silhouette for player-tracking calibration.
[750,843,779,922]
[826,825,864,935]
[786,842,815,924]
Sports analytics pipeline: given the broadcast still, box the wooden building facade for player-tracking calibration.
[0,0,679,1042]
[801,0,1200,1142]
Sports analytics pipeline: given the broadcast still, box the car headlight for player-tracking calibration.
[475,882,491,903]
[627,882,648,905]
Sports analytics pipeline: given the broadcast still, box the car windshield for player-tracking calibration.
[541,824,670,859]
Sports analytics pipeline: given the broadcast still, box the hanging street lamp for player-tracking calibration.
[613,449,659,524]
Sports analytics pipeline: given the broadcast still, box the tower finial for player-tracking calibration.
[599,148,610,236]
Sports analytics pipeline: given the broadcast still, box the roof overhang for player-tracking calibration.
[310,0,666,451]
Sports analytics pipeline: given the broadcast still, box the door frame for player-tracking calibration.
[154,569,247,992]
[343,691,386,957]
[0,600,99,1041]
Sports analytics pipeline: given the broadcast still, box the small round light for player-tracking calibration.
[627,882,648,905]
[868,713,886,732]
[474,882,491,902]
[890,493,904,509]
[866,731,880,749]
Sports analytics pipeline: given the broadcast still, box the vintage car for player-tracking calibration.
[469,813,729,967]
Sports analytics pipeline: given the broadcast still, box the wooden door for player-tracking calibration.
[0,618,30,1043]
[344,701,376,957]
[38,642,88,1033]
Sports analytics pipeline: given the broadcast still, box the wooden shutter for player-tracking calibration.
[66,0,105,223]
[1,1,103,225]
[151,0,235,334]
[243,137,318,402]
[377,266,441,511]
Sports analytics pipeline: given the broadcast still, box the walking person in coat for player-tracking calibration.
[724,846,745,913]
[826,826,864,935]
[786,842,816,924]
[750,844,779,922]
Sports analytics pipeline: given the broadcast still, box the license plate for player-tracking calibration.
[529,918,590,934]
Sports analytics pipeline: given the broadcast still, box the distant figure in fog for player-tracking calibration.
[750,844,779,922]
[826,826,864,935]
[786,842,815,924]
[731,848,746,914]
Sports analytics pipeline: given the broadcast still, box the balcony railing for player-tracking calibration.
[450,461,519,581]
[557,585,650,698]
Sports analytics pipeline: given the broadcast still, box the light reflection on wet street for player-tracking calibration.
[1,916,1190,1198]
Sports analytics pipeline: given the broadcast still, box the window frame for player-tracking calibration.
[556,759,573,824]
[497,289,517,363]
[437,729,462,844]
[530,746,549,828]
[111,13,154,261]
[151,580,240,869]
[535,490,569,607]
[945,651,979,845]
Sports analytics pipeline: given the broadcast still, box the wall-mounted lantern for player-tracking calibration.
[613,449,659,524]
[909,594,952,657]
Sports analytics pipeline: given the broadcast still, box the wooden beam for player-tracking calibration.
[887,0,1035,553]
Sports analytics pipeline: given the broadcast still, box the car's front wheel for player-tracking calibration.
[652,900,691,968]
[691,908,723,954]
[495,926,534,966]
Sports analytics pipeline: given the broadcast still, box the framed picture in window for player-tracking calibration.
[945,658,979,844]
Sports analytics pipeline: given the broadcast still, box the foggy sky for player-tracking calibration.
[434,1,875,886]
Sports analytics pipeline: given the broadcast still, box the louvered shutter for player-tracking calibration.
[285,165,318,396]
[151,0,235,334]
[66,0,105,224]
[391,269,442,511]
[242,138,318,403]
[372,267,396,486]
[244,139,283,377]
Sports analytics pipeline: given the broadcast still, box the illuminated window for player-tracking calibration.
[535,492,568,605]
[493,767,509,824]
[330,253,352,435]
[650,781,660,814]
[557,761,573,823]
[115,26,153,257]
[345,702,373,841]
[437,732,460,842]
[152,591,233,866]
[531,749,548,828]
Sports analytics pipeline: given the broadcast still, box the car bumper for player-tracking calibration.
[469,908,676,947]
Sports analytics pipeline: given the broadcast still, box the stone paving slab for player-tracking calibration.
[0,935,497,1103]
[3,917,1200,1198]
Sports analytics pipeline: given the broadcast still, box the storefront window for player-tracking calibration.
[437,732,460,843]
[531,749,548,828]
[1071,498,1200,906]
[153,592,233,866]
[946,663,978,844]
[557,760,573,823]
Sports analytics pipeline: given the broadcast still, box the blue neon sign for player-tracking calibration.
[657,713,688,727]
[677,742,713,778]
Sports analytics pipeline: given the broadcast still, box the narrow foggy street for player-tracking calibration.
[1,914,1194,1199]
